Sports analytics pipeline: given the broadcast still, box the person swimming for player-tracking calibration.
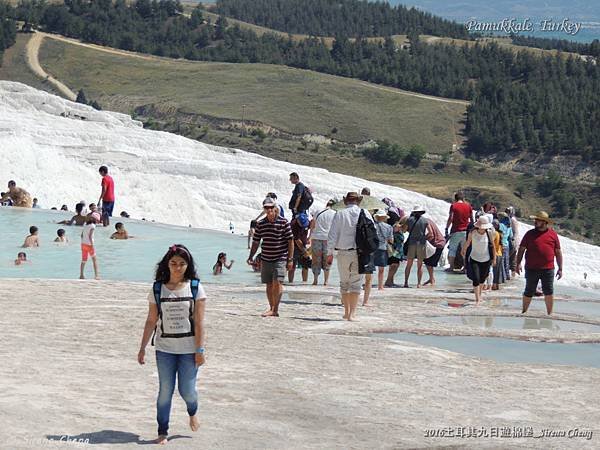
[213,252,234,275]
[110,222,131,239]
[57,202,87,226]
[54,228,68,243]
[23,226,40,248]
[14,252,28,265]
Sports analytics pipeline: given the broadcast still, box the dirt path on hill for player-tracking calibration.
[357,80,470,105]
[25,32,77,101]
[39,32,162,61]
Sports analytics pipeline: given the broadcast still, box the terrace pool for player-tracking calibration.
[0,207,476,287]
[2,207,599,297]
[0,207,263,284]
[432,315,600,333]
[486,298,600,317]
[378,333,600,368]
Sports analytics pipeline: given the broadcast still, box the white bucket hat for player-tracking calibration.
[412,205,426,213]
[475,215,493,229]
[374,209,389,219]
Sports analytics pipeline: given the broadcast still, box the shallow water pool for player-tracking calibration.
[0,207,461,286]
[0,207,262,284]
[432,315,600,333]
[486,298,600,317]
[378,333,600,368]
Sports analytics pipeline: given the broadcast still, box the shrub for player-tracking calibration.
[404,145,425,168]
[251,128,267,140]
[460,158,475,173]
[536,169,564,197]
[363,140,406,165]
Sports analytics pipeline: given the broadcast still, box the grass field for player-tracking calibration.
[38,37,466,151]
[0,34,59,94]
[3,33,590,241]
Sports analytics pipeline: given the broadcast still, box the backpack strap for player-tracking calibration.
[190,278,200,300]
[314,209,327,220]
[486,230,495,260]
[153,281,162,309]
[406,215,421,243]
[151,281,162,346]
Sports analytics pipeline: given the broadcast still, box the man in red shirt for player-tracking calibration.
[516,211,563,315]
[445,191,473,271]
[98,165,115,226]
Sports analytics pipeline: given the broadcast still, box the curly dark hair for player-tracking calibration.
[154,244,198,283]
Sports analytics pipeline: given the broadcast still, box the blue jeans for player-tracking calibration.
[156,350,199,436]
[502,246,511,280]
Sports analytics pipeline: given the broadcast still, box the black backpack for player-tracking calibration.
[298,186,314,212]
[355,209,379,255]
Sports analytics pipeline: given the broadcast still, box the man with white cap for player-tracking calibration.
[404,205,428,288]
[516,211,563,315]
[461,215,496,305]
[247,197,294,317]
[326,192,373,320]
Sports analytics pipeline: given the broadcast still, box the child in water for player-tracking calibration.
[14,252,28,265]
[54,228,68,243]
[110,222,130,239]
[80,216,99,279]
[213,252,234,275]
[23,226,40,248]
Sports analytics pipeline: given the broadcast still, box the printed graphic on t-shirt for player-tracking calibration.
[160,297,194,338]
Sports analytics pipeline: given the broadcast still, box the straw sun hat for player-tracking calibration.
[530,210,553,224]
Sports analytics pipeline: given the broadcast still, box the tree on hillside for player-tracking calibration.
[190,5,203,28]
[0,3,17,54]
[214,15,228,40]
[404,145,425,167]
[75,89,87,105]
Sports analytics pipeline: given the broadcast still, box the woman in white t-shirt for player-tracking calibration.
[461,216,497,305]
[138,244,207,444]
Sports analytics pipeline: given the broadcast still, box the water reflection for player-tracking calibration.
[376,333,600,368]
[434,316,600,332]
[488,298,600,318]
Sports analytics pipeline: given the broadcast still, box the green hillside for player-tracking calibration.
[39,37,466,151]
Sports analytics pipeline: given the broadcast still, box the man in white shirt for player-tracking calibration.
[327,192,373,321]
[310,199,336,286]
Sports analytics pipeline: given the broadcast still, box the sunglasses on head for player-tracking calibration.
[264,205,275,210]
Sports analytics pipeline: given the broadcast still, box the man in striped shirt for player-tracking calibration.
[247,197,294,317]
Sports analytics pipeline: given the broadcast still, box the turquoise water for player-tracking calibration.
[378,333,600,368]
[432,315,600,332]
[0,207,453,286]
[487,298,600,317]
[2,208,599,298]
[0,207,260,284]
